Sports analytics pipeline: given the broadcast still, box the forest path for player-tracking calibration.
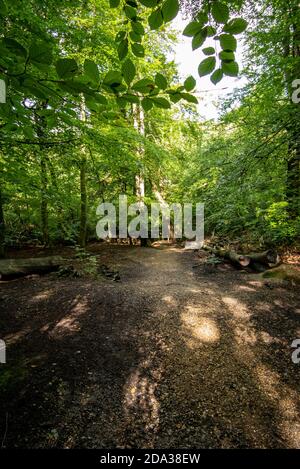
[0,244,300,448]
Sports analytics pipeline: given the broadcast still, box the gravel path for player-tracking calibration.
[0,245,300,448]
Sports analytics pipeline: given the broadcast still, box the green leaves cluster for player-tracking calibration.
[182,2,248,85]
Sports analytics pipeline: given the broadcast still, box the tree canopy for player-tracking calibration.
[0,0,299,254]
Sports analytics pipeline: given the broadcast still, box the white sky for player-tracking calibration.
[172,14,248,120]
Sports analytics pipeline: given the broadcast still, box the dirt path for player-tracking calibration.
[0,245,300,448]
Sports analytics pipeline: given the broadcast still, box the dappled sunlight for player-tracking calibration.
[4,327,31,346]
[256,364,280,400]
[234,324,257,346]
[29,289,54,302]
[181,306,220,346]
[123,358,162,439]
[161,295,177,307]
[222,296,251,319]
[238,285,257,292]
[255,364,300,447]
[50,296,89,337]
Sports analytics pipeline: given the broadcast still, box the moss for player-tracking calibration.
[262,265,300,284]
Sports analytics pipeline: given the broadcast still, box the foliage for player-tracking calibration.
[0,0,299,254]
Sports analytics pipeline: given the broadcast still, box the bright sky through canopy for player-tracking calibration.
[172,13,248,120]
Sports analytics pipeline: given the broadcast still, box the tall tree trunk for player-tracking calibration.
[79,99,87,248]
[0,186,5,258]
[40,152,49,245]
[79,152,87,248]
[133,103,145,198]
[133,103,147,245]
[35,103,49,245]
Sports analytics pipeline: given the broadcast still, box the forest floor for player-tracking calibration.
[0,243,300,448]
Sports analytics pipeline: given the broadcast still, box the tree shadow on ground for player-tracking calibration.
[0,246,299,448]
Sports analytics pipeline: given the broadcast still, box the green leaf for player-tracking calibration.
[161,0,179,23]
[132,22,145,35]
[222,60,239,76]
[25,85,47,100]
[219,50,235,61]
[211,2,229,24]
[204,26,217,37]
[129,31,141,42]
[59,80,91,95]
[219,33,237,51]
[124,5,137,19]
[169,92,182,103]
[202,47,215,56]
[122,93,140,103]
[198,57,216,77]
[184,75,196,91]
[139,0,157,6]
[3,38,27,57]
[148,8,163,30]
[93,93,108,104]
[192,31,206,50]
[210,68,223,85]
[103,70,123,86]
[155,73,168,90]
[182,21,202,37]
[116,97,127,108]
[56,58,78,78]
[223,18,248,35]
[151,97,171,109]
[131,42,145,57]
[117,39,128,60]
[29,43,53,64]
[84,59,99,83]
[109,0,120,7]
[132,78,154,92]
[141,97,153,111]
[115,31,126,42]
[196,11,209,25]
[23,126,35,139]
[122,58,136,85]
[181,93,198,104]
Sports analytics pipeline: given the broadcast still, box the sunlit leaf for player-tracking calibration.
[161,0,179,23]
[223,18,248,35]
[184,75,196,91]
[198,57,216,77]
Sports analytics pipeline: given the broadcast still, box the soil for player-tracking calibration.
[0,243,300,448]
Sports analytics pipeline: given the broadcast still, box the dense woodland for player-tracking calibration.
[0,0,299,254]
[1,0,300,452]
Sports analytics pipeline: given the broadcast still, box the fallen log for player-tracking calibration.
[247,249,280,268]
[202,245,280,271]
[202,245,251,268]
[0,256,64,279]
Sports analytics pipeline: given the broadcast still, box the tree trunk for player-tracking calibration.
[40,152,49,245]
[202,245,251,267]
[0,187,5,258]
[0,256,64,279]
[133,103,148,246]
[79,99,87,248]
[247,249,280,267]
[79,152,87,248]
[35,104,49,246]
